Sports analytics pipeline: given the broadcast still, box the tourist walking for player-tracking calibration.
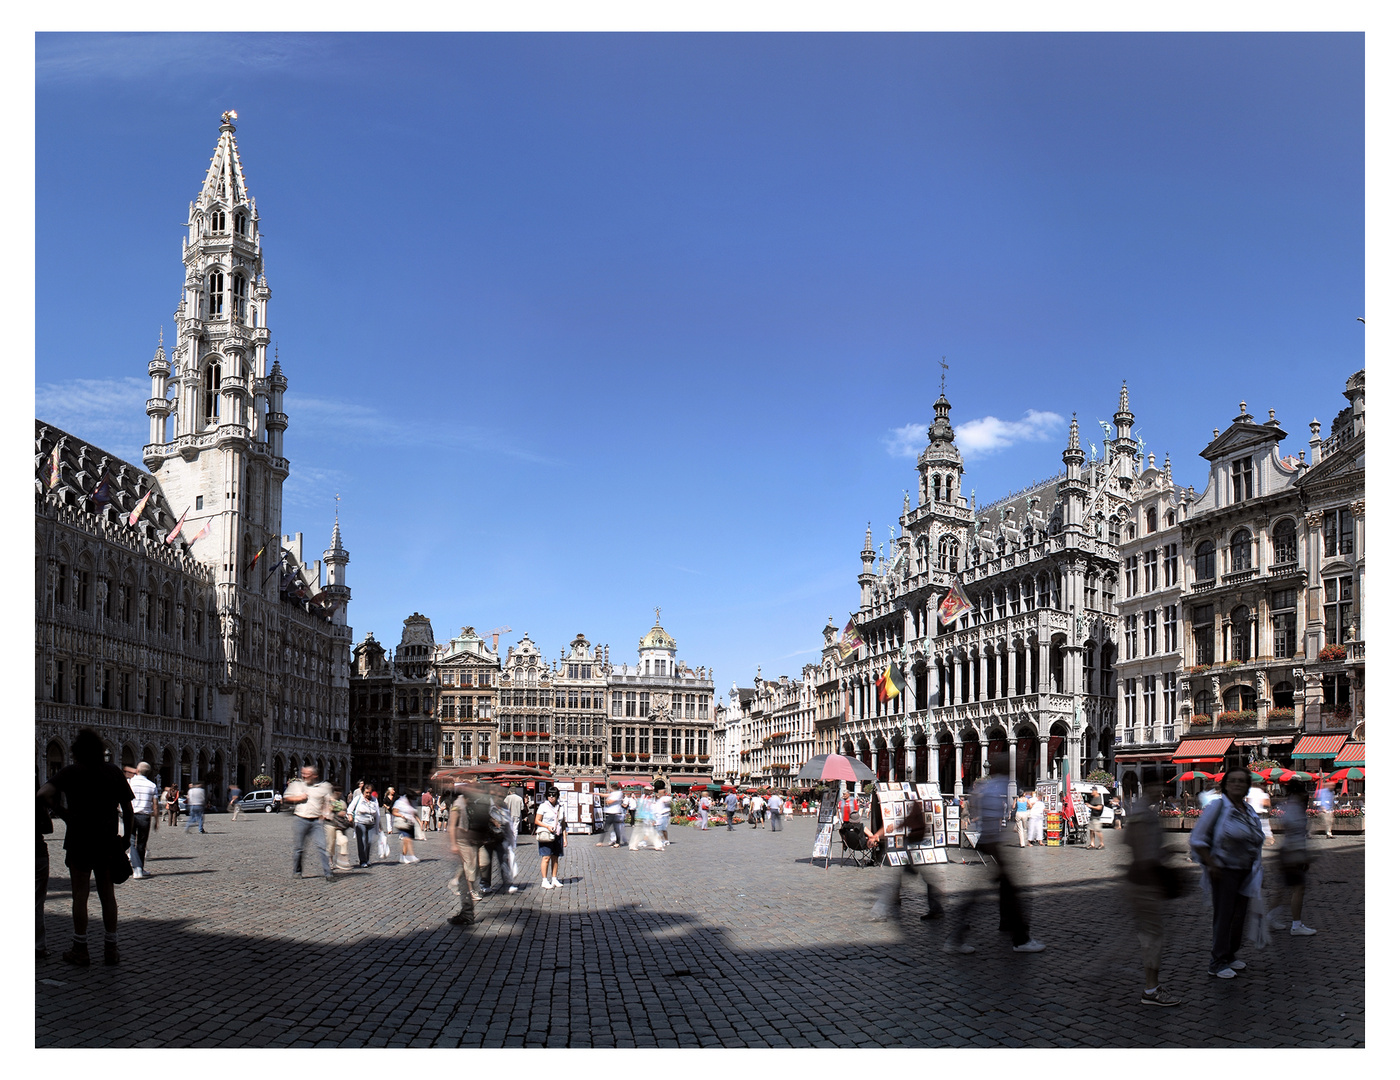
[1085,787,1106,849]
[420,789,435,834]
[944,755,1046,954]
[392,789,421,863]
[503,786,525,878]
[1028,790,1046,845]
[868,797,943,922]
[161,784,180,827]
[1189,766,1265,979]
[1124,781,1183,1006]
[625,792,637,827]
[482,790,516,893]
[326,786,354,869]
[1315,783,1336,839]
[697,792,712,831]
[1014,790,1031,846]
[768,791,784,832]
[284,765,335,880]
[629,791,664,851]
[184,780,207,833]
[126,762,158,878]
[348,782,379,867]
[37,728,135,966]
[536,788,568,887]
[724,790,738,831]
[599,781,626,846]
[447,782,490,924]
[654,781,674,845]
[376,788,395,859]
[1272,779,1318,936]
[1245,781,1274,846]
[227,782,242,821]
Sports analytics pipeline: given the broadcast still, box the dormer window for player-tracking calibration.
[1231,457,1253,502]
[211,209,226,233]
[207,270,224,316]
[1146,508,1158,533]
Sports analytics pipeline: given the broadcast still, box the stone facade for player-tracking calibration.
[551,634,610,780]
[36,114,351,796]
[432,626,502,771]
[497,634,555,770]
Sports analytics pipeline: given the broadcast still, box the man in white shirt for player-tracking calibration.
[767,791,784,831]
[284,766,334,880]
[503,787,525,876]
[183,780,207,834]
[126,763,159,878]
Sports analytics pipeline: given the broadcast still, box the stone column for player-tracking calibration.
[1038,637,1051,694]
[952,732,964,796]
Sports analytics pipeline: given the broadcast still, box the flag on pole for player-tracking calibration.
[164,507,189,544]
[92,473,111,510]
[127,488,152,527]
[186,518,213,544]
[875,662,906,704]
[248,543,266,573]
[836,617,864,662]
[937,576,973,626]
[47,445,61,489]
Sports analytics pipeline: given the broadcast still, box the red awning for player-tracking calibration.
[1334,742,1364,766]
[1171,736,1235,763]
[1291,734,1348,760]
[1113,751,1176,764]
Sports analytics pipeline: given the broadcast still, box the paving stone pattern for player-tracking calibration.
[36,813,1364,1047]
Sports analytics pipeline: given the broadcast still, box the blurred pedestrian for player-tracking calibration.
[1315,783,1336,839]
[1124,781,1183,1006]
[1028,790,1046,845]
[392,789,421,863]
[184,779,206,833]
[1014,790,1031,846]
[161,784,179,826]
[655,781,674,845]
[348,781,379,867]
[227,782,242,821]
[126,762,158,878]
[1189,766,1265,979]
[503,786,525,877]
[377,787,394,860]
[537,788,569,885]
[37,728,135,966]
[1273,779,1317,936]
[284,765,335,880]
[697,791,712,831]
[724,790,738,831]
[326,786,354,869]
[625,792,637,827]
[868,797,943,922]
[482,789,516,894]
[447,782,489,924]
[944,755,1046,954]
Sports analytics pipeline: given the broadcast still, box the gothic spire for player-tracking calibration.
[197,111,251,210]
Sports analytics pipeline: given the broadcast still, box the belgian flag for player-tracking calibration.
[876,662,906,704]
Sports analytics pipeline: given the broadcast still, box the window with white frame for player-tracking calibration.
[1323,575,1353,645]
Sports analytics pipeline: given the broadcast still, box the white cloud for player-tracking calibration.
[881,422,926,459]
[885,409,1065,461]
[34,377,149,464]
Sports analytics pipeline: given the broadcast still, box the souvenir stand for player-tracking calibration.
[553,781,595,835]
[811,791,838,868]
[873,782,952,866]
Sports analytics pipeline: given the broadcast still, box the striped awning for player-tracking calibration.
[1171,736,1235,763]
[1113,750,1177,764]
[1291,734,1349,760]
[1333,742,1365,766]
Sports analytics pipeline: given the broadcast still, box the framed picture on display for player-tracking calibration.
[930,848,949,863]
[934,831,946,846]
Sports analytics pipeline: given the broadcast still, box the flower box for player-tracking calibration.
[1189,665,1212,675]
[1190,714,1213,726]
[1267,708,1295,722]
[698,755,710,762]
[1318,644,1347,662]
[1217,710,1257,725]
[638,753,651,761]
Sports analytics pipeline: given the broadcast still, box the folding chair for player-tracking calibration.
[839,821,878,868]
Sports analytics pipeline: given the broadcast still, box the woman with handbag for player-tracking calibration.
[536,788,567,888]
[347,783,379,868]
[1189,767,1265,979]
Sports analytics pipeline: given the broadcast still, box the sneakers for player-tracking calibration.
[1229,960,1247,971]
[1140,990,1181,1007]
[103,942,120,966]
[407,855,420,863]
[942,941,976,954]
[132,869,153,879]
[400,855,410,864]
[507,886,519,894]
[1012,939,1047,953]
[1214,967,1236,979]
[1291,923,1318,936]
[541,879,556,890]
[550,877,563,888]
[470,892,484,902]
[447,913,475,926]
[868,906,893,922]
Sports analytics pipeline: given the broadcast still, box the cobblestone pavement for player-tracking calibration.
[35,813,1364,1048]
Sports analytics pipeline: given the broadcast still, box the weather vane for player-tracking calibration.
[334,492,341,521]
[939,355,949,395]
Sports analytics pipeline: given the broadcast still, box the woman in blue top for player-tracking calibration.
[1014,791,1032,847]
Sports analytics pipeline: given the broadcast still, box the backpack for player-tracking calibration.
[465,792,493,835]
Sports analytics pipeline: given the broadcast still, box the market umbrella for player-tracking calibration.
[1171,771,1222,783]
[1328,767,1364,782]
[1252,768,1317,783]
[688,784,709,793]
[794,754,877,784]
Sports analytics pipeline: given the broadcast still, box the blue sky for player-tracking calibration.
[33,32,1364,698]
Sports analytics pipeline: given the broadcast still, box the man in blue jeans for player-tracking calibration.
[183,780,206,833]
[724,791,738,831]
[284,766,334,880]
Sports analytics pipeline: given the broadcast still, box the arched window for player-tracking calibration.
[1108,517,1121,545]
[948,537,959,569]
[1146,508,1158,533]
[1223,684,1256,713]
[234,211,247,235]
[1272,681,1295,709]
[932,475,942,503]
[1230,529,1252,573]
[232,274,248,320]
[1194,540,1216,582]
[1166,510,1176,526]
[207,270,224,316]
[203,361,222,425]
[1230,604,1251,661]
[211,209,226,233]
[1272,519,1297,565]
[937,536,950,570]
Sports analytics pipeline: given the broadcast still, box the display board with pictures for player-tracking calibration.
[812,821,835,864]
[556,784,594,833]
[875,784,946,865]
[817,791,838,824]
[944,798,961,847]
